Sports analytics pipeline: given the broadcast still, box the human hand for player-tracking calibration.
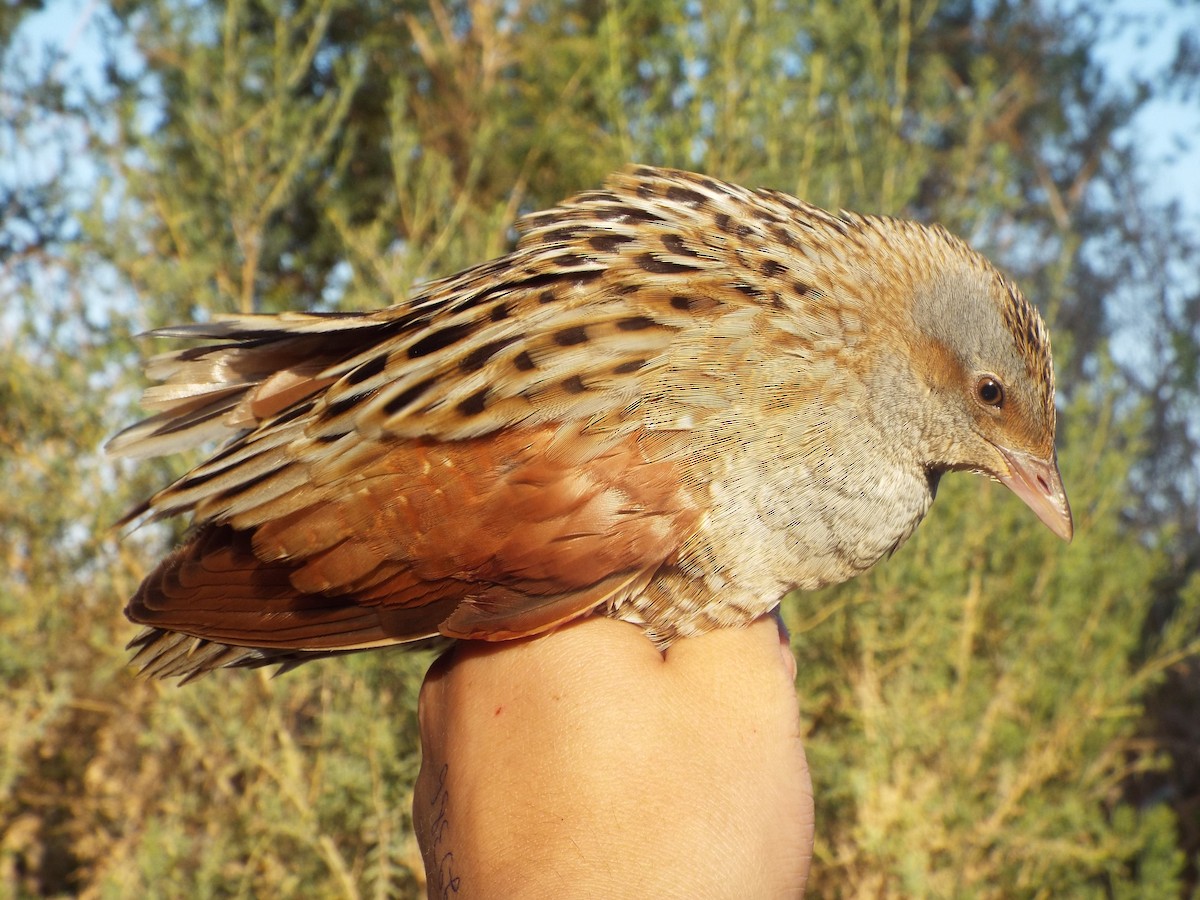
[413,615,812,898]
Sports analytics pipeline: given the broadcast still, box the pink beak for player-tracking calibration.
[994,446,1073,542]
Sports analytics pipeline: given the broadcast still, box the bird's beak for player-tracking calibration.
[993,445,1073,542]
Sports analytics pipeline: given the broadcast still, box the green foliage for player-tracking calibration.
[1,0,1198,896]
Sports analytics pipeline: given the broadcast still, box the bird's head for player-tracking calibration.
[901,233,1073,542]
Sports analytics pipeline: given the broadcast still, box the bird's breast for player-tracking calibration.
[613,420,935,640]
[705,440,933,589]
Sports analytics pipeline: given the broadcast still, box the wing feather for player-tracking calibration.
[124,425,701,676]
[110,166,854,677]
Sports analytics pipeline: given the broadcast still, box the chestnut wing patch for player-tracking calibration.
[127,425,701,649]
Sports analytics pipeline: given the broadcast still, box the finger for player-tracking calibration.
[412,730,446,876]
[661,611,790,675]
[417,644,458,737]
[772,610,799,682]
[446,615,666,684]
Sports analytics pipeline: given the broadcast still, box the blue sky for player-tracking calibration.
[1087,0,1200,222]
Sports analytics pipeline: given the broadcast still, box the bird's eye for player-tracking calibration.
[976,376,1004,408]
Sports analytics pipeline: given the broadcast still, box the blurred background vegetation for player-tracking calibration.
[2,0,1199,896]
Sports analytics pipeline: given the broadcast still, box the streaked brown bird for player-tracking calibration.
[108,166,1072,680]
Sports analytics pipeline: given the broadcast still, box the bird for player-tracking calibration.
[107,165,1072,681]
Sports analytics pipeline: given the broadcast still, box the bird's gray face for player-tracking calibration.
[909,267,1073,542]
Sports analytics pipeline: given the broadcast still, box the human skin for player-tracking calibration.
[413,615,813,899]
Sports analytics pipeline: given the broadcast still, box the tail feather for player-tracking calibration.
[106,313,399,462]
[125,627,450,682]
